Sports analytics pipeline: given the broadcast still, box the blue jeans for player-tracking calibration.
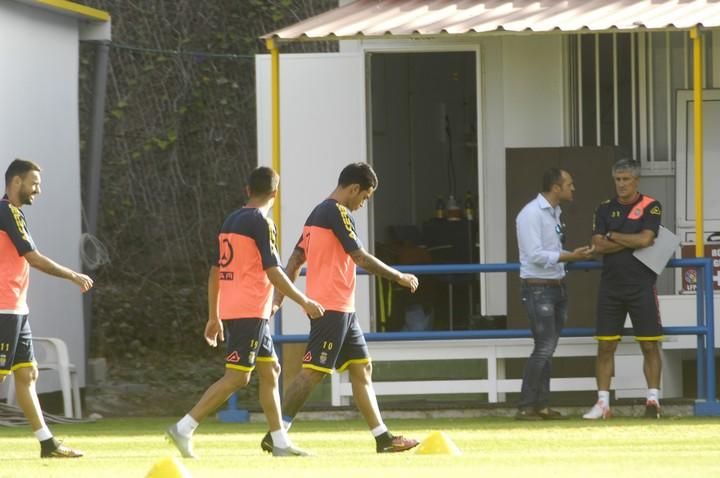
[518,284,568,409]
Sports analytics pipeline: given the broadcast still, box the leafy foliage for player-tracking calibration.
[78,1,337,359]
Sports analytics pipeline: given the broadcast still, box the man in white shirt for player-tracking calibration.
[515,168,594,420]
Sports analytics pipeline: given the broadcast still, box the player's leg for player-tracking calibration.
[0,315,41,426]
[188,368,251,422]
[168,367,251,458]
[638,341,661,389]
[638,340,662,418]
[258,367,324,455]
[596,339,619,390]
[584,286,623,419]
[12,365,45,431]
[255,325,309,456]
[282,367,326,419]
[583,339,618,420]
[283,311,346,420]
[347,361,381,427]
[256,359,282,432]
[167,367,251,458]
[340,314,418,453]
[261,311,345,453]
[7,315,82,457]
[595,286,625,388]
[167,319,257,458]
[260,369,326,453]
[338,314,381,428]
[629,284,663,418]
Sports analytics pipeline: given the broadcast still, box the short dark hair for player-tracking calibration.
[542,168,565,192]
[248,166,279,197]
[5,158,41,187]
[338,162,378,191]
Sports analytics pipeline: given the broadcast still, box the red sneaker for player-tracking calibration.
[377,435,419,453]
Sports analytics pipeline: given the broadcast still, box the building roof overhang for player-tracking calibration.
[12,0,109,23]
[262,0,720,42]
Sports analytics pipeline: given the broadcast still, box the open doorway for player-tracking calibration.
[368,50,480,332]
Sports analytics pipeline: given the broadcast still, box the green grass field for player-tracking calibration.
[2,417,720,478]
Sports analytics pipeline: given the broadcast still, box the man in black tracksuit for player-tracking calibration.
[583,159,663,420]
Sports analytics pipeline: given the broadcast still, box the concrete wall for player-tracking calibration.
[0,1,85,394]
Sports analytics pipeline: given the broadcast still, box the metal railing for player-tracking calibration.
[221,258,718,419]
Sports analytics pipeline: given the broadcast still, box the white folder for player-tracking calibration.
[633,225,681,275]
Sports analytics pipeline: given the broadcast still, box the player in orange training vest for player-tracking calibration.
[166,167,323,458]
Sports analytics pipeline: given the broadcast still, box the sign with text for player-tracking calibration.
[680,243,720,292]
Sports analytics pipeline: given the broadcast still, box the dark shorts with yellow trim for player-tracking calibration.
[302,311,369,374]
[223,318,276,372]
[0,314,35,376]
[595,282,662,340]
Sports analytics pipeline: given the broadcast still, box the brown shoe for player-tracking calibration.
[536,408,567,420]
[515,408,542,421]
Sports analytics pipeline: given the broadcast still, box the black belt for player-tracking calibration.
[521,278,564,286]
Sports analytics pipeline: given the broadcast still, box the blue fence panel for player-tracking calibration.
[219,258,718,420]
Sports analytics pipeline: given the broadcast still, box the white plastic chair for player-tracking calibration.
[6,336,81,418]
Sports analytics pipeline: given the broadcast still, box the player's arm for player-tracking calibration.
[610,201,661,250]
[204,265,223,347]
[590,203,626,255]
[605,229,655,249]
[23,250,93,292]
[349,248,419,293]
[592,234,626,254]
[266,266,323,319]
[271,247,307,313]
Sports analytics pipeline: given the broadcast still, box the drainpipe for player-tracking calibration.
[266,38,281,246]
[83,40,110,375]
[690,27,703,257]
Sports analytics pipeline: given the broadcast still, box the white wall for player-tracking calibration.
[501,36,565,148]
[478,36,507,315]
[0,1,85,393]
[481,35,566,314]
[256,53,373,334]
[714,29,720,88]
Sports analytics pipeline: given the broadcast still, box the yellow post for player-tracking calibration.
[690,27,704,257]
[266,38,281,246]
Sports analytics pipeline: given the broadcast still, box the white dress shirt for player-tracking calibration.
[516,193,566,279]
